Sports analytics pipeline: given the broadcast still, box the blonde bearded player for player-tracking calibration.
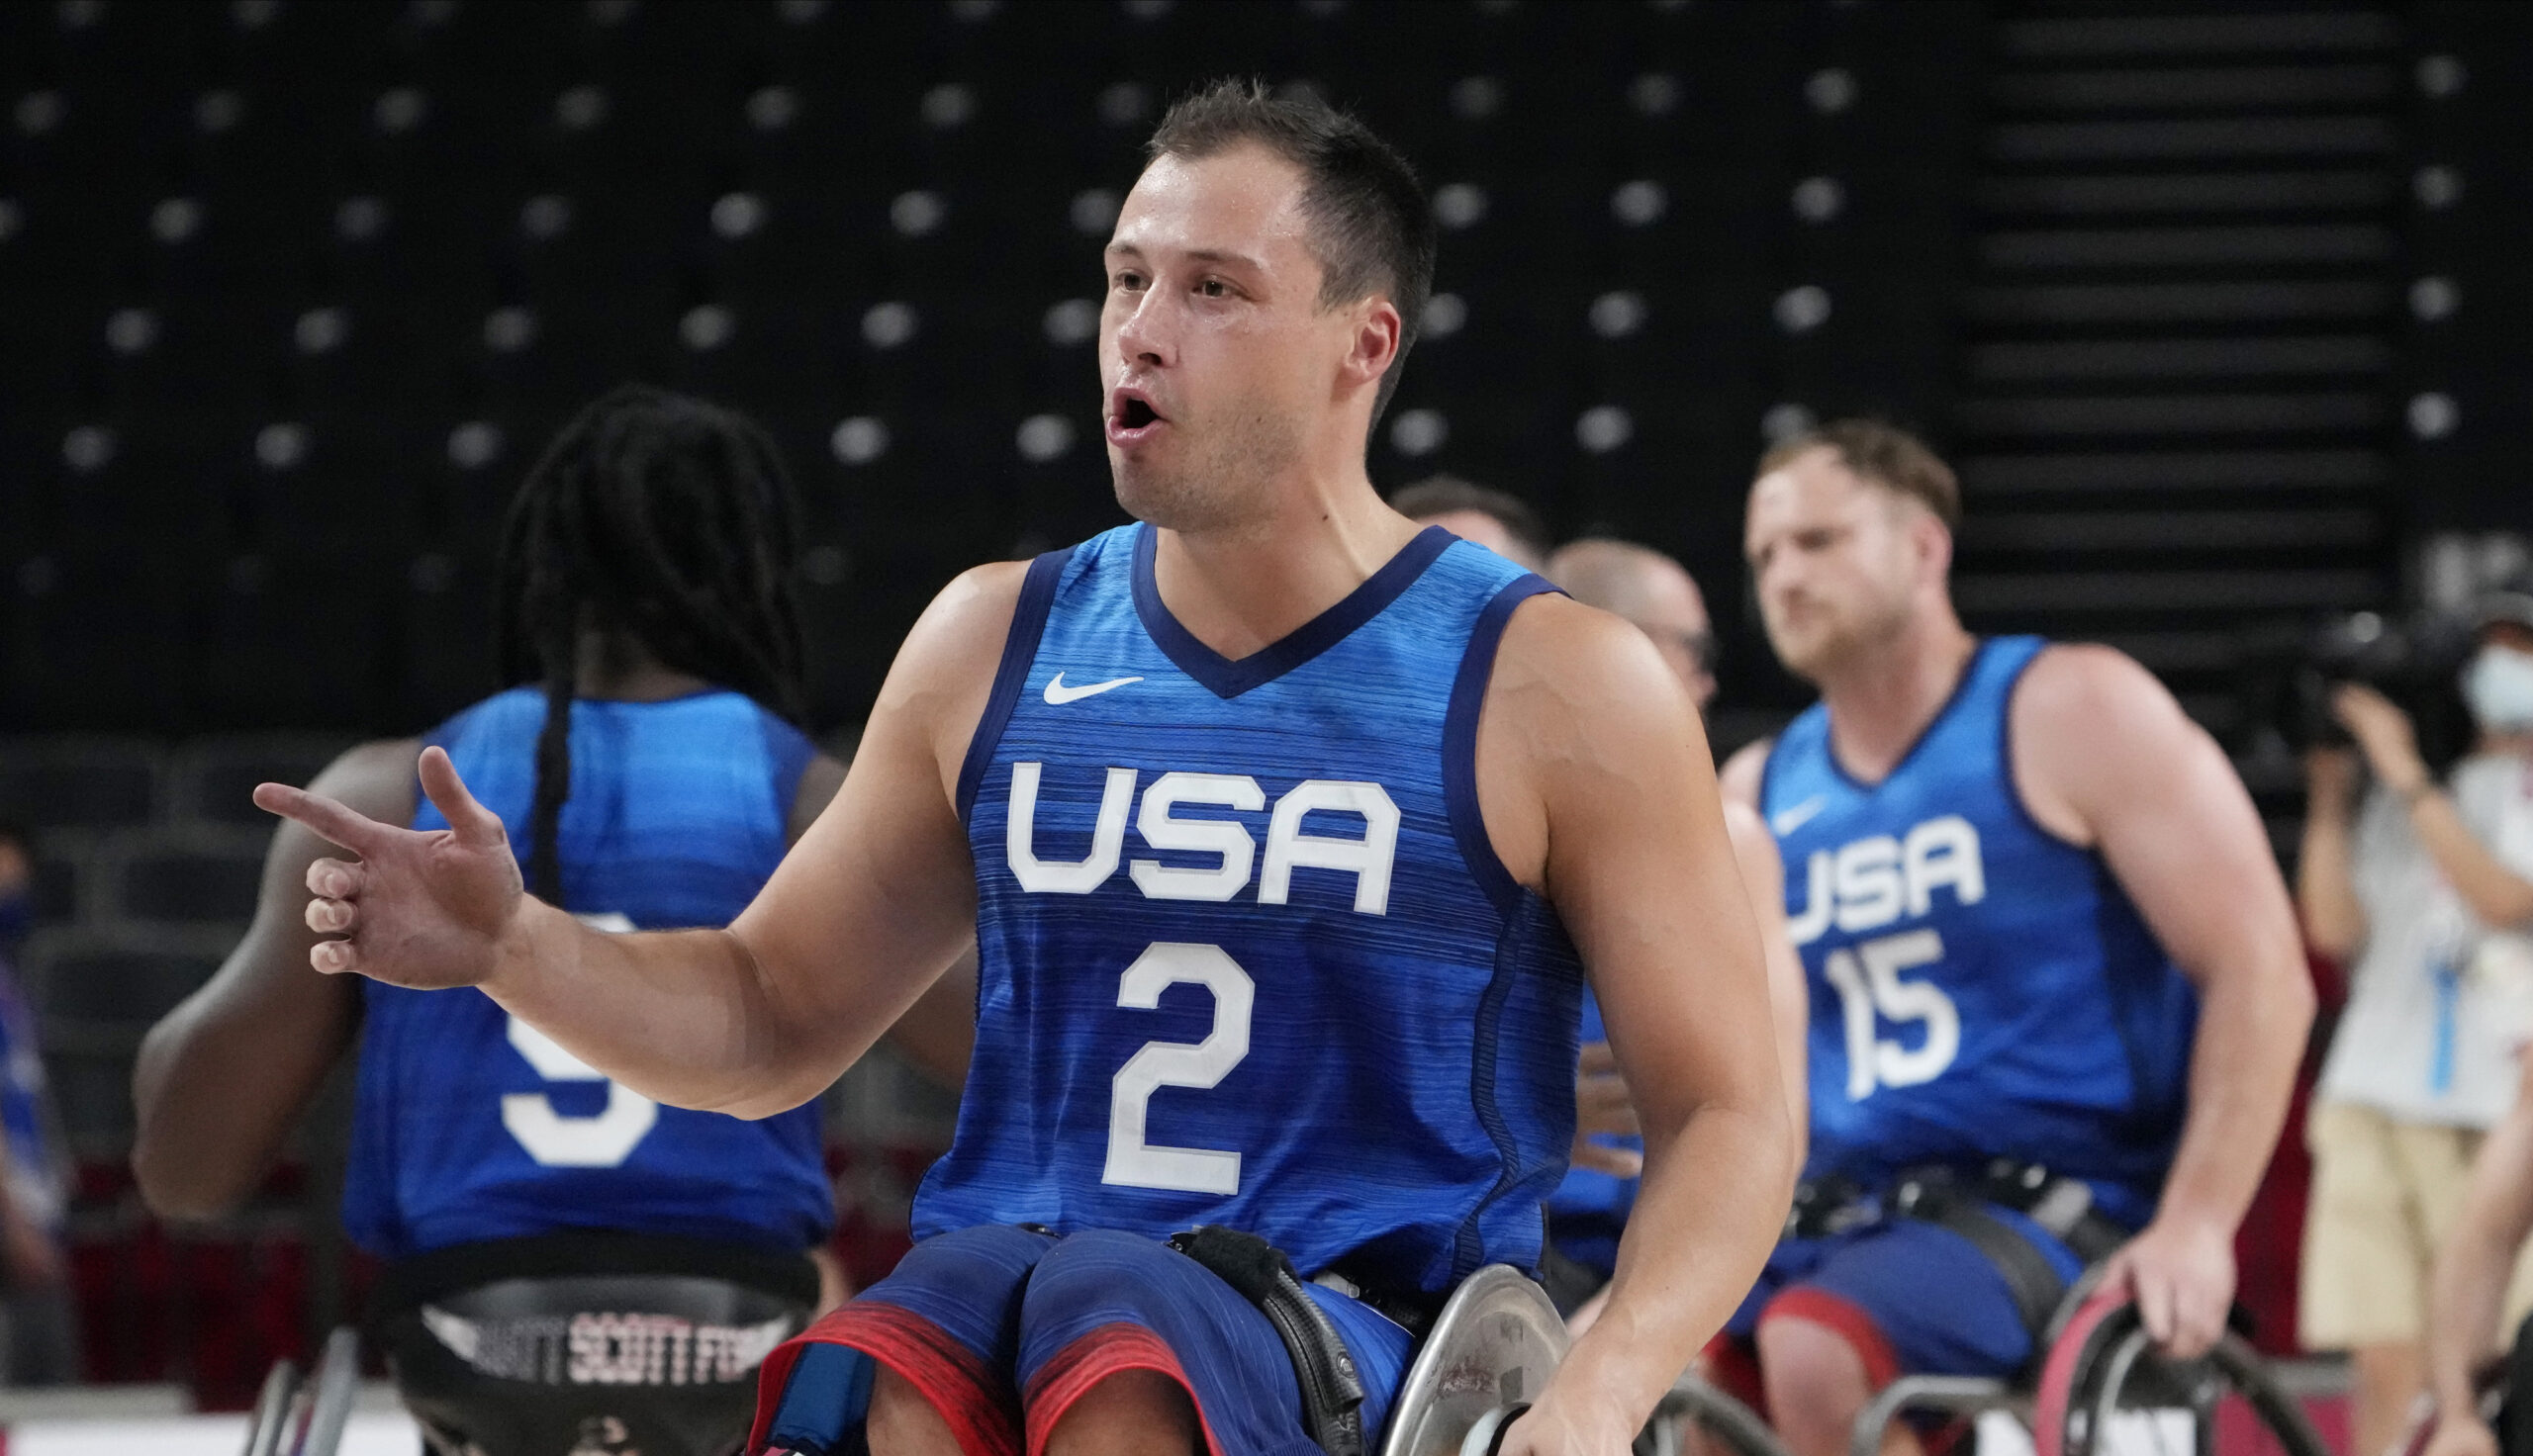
[1713,421,2312,1456]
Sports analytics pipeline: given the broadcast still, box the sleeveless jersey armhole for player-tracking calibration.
[1756,730,1787,819]
[758,707,818,826]
[955,546,1077,825]
[1995,639,2095,854]
[1443,575,1564,919]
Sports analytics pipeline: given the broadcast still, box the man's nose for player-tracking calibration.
[1112,290,1173,368]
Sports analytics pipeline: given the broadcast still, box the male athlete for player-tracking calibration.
[1540,539,1808,1324]
[135,388,966,1456]
[1716,421,2313,1456]
[254,84,1792,1456]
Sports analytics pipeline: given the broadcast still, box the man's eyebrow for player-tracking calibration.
[1182,247,1266,271]
[1099,240,1268,273]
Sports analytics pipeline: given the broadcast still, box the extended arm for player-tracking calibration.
[2017,646,2315,1357]
[2425,1056,2533,1456]
[1487,599,1795,1451]
[2337,683,2533,929]
[132,741,410,1219]
[257,563,1027,1121]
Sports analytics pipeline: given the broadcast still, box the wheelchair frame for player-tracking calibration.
[240,1325,361,1456]
[1642,1284,2333,1456]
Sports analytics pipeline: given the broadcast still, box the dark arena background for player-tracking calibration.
[0,0,2528,1450]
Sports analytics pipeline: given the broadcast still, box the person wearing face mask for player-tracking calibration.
[2298,577,2533,1456]
[0,825,73,1385]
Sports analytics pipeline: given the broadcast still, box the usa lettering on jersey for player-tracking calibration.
[1005,762,1399,913]
[1786,815,1985,1101]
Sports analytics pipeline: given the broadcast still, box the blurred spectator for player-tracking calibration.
[2298,578,2533,1456]
[1390,475,1550,571]
[0,825,73,1385]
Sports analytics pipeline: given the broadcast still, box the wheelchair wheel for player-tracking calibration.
[294,1327,362,1456]
[2032,1291,2330,1456]
[241,1356,302,1456]
[1641,1374,1795,1456]
[2395,1359,2507,1456]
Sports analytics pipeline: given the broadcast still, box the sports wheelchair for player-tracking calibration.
[241,1326,362,1456]
[2397,1320,2525,1456]
[746,1262,1565,1456]
[248,1234,819,1456]
[1643,1273,2334,1456]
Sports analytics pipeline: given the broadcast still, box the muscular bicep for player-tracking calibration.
[1491,600,1784,1136]
[2017,648,2298,987]
[726,563,1024,1076]
[133,739,415,1217]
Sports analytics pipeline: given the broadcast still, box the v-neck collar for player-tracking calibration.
[1129,522,1456,699]
[1823,637,1994,793]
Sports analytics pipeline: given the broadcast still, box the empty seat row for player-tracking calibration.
[0,733,351,832]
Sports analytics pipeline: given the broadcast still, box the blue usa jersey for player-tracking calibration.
[343,687,835,1260]
[1761,636,2199,1228]
[916,523,1585,1296]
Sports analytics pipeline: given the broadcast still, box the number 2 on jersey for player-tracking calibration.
[1102,943,1255,1196]
[1822,928,1962,1101]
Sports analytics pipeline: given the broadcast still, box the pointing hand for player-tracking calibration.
[253,746,525,990]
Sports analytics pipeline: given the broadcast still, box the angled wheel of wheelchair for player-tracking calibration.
[1642,1372,1794,1456]
[241,1356,303,1456]
[2030,1290,2330,1456]
[238,1328,361,1456]
[1379,1266,1568,1456]
[296,1327,362,1456]
[2393,1357,2505,1456]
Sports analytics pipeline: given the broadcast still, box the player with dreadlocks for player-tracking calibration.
[131,386,974,1456]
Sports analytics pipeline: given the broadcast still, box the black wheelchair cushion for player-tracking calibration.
[373,1236,818,1456]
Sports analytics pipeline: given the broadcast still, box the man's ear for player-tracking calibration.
[1913,509,1955,584]
[1340,298,1403,393]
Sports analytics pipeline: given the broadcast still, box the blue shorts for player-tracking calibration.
[749,1226,1417,1456]
[1720,1207,2084,1390]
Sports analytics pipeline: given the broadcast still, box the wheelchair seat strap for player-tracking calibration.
[1916,1199,2066,1344]
[1169,1227,1367,1456]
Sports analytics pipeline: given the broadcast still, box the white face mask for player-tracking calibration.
[2462,643,2533,734]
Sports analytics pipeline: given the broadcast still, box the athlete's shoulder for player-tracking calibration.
[2010,640,2211,844]
[1493,592,1692,734]
[430,684,542,742]
[2011,640,2193,744]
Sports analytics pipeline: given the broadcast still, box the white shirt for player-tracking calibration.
[2318,751,2533,1127]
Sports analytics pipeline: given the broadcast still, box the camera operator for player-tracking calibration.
[2298,579,2533,1456]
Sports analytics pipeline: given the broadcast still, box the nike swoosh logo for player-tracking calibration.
[1043,673,1144,705]
[1771,796,1829,836]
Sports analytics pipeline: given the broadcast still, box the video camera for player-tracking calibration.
[2280,608,2475,759]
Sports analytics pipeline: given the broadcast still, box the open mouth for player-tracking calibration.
[1107,388,1166,445]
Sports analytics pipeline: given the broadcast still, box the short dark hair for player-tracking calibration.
[1147,78,1436,423]
[1389,476,1550,564]
[1756,418,1961,531]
